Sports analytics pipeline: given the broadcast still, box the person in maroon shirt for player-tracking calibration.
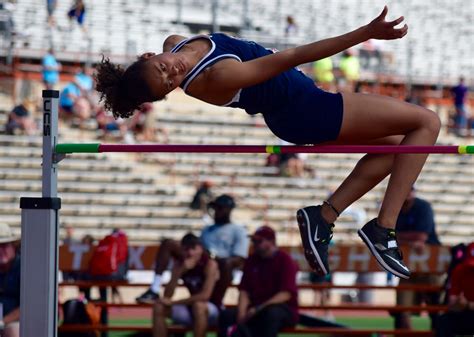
[152,233,220,337]
[436,242,474,337]
[219,226,299,337]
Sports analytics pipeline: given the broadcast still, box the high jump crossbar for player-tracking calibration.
[55,143,474,154]
[19,90,474,337]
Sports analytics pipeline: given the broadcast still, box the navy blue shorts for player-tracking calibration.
[263,87,344,145]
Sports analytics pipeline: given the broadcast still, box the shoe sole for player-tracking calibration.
[296,208,328,275]
[357,229,410,279]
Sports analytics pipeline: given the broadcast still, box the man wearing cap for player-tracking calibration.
[219,226,299,337]
[153,233,220,337]
[0,223,21,337]
[137,194,249,307]
[392,187,442,330]
[436,242,474,336]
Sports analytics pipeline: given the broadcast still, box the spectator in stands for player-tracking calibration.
[74,65,94,93]
[96,7,439,280]
[59,80,91,127]
[5,100,37,136]
[284,16,297,37]
[0,223,21,337]
[189,180,214,219]
[127,102,168,142]
[67,0,86,31]
[42,49,61,90]
[218,226,298,337]
[359,39,383,72]
[338,49,360,92]
[95,105,129,141]
[313,57,335,91]
[279,153,304,178]
[436,242,474,337]
[81,234,94,246]
[392,186,442,330]
[46,0,57,26]
[277,140,308,178]
[451,76,471,136]
[152,233,220,337]
[61,225,80,281]
[136,194,248,308]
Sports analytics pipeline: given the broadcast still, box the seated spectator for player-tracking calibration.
[189,180,214,218]
[218,226,299,337]
[392,186,442,330]
[153,233,220,337]
[279,153,304,178]
[136,194,248,309]
[59,81,91,127]
[61,225,80,281]
[436,242,474,337]
[5,100,36,135]
[67,0,86,31]
[74,66,94,92]
[95,105,128,141]
[0,223,21,337]
[128,103,168,143]
[265,153,280,172]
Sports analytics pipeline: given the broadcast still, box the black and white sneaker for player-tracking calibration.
[358,218,411,279]
[296,205,334,275]
[136,288,159,304]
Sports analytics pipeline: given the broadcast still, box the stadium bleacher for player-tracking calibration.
[6,0,473,82]
[0,90,472,245]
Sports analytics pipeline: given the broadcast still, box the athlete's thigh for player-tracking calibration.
[336,92,434,143]
[321,134,403,146]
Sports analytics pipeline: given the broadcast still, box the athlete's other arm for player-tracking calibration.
[214,6,407,90]
[163,34,187,52]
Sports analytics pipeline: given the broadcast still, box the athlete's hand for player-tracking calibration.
[367,6,408,40]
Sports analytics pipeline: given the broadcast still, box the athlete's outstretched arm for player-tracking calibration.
[215,6,407,90]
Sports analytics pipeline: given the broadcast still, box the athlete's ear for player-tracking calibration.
[138,52,156,60]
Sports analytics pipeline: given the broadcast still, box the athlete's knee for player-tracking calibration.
[420,108,441,135]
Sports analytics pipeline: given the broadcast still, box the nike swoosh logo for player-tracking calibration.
[385,254,409,272]
[313,226,320,242]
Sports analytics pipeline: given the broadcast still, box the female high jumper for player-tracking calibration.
[95,6,441,279]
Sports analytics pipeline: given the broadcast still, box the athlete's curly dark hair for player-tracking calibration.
[94,56,162,119]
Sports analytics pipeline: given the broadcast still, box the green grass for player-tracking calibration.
[106,316,431,337]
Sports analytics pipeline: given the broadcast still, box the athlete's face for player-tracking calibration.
[141,52,188,98]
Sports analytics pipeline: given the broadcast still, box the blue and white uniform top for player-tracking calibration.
[170,33,316,116]
[170,32,344,145]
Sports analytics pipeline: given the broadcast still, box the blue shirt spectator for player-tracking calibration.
[75,70,94,92]
[42,51,60,89]
[452,78,468,107]
[60,82,81,109]
[201,222,249,259]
